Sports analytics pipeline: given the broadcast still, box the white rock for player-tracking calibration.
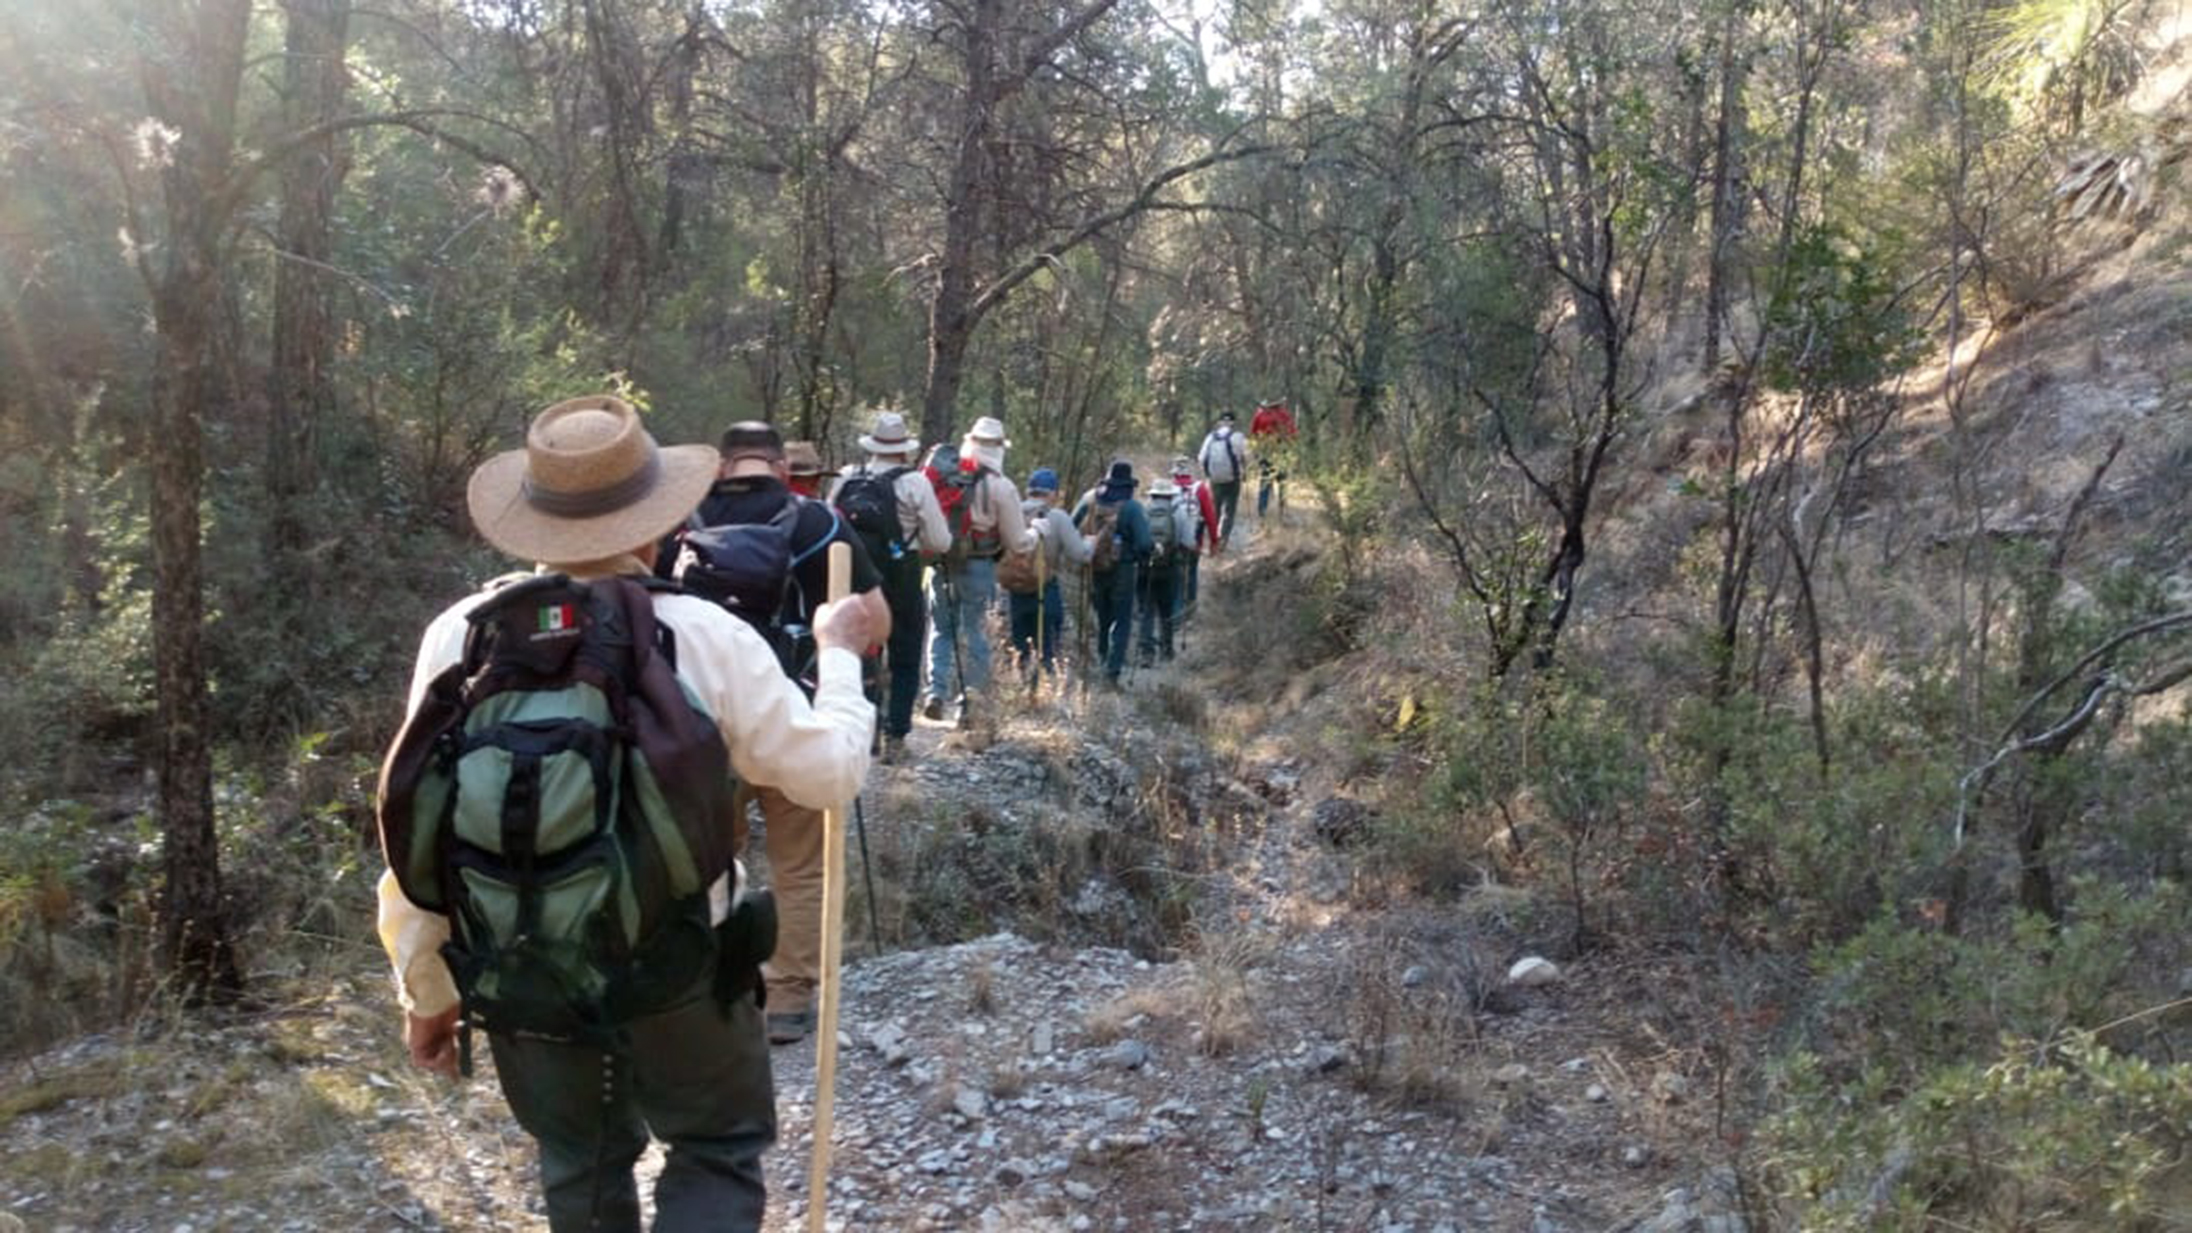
[1585,1084,1609,1102]
[1107,1039,1150,1070]
[1506,957,1562,986]
[953,1087,989,1120]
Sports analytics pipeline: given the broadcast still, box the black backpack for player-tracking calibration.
[674,497,837,687]
[833,465,912,572]
[376,574,737,1050]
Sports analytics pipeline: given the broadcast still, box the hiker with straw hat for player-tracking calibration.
[783,440,827,497]
[376,394,882,1231]
[921,415,1034,729]
[828,410,950,763]
[1136,476,1193,665]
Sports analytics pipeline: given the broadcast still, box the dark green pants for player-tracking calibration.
[489,990,775,1232]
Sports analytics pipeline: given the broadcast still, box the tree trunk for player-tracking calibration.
[267,0,350,571]
[1703,7,1746,372]
[920,5,997,447]
[142,0,253,1001]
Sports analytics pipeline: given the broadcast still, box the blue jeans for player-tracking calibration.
[926,556,997,700]
[1090,562,1137,681]
[1008,579,1066,674]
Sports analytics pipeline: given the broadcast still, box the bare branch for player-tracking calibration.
[1011,0,1125,90]
[966,139,1276,323]
[217,108,544,222]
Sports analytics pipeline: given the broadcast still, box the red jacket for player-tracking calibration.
[1250,403,1297,440]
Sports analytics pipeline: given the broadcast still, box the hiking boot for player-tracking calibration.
[879,735,906,765]
[920,696,946,722]
[766,1007,816,1046]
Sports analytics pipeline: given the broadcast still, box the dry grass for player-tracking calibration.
[1082,987,1174,1045]
[967,958,997,1016]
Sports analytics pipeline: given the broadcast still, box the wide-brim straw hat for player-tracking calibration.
[785,441,825,476]
[860,411,921,456]
[965,415,1012,450]
[1149,479,1179,498]
[467,394,719,564]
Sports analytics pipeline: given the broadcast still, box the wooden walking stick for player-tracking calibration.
[807,542,854,1232]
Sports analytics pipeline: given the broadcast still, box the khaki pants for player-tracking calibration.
[734,783,822,1015]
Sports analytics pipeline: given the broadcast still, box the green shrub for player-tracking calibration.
[1764,1032,2192,1231]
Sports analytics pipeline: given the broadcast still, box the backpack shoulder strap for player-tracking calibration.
[788,502,840,569]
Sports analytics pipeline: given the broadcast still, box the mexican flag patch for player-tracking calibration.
[537,603,579,633]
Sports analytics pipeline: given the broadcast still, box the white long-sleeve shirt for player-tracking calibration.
[375,555,873,1016]
[832,457,952,557]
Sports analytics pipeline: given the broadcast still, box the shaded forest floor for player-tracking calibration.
[0,508,1751,1233]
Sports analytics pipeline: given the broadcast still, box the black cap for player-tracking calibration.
[719,420,784,462]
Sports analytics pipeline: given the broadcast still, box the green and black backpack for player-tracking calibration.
[377,573,739,1051]
[1147,492,1179,562]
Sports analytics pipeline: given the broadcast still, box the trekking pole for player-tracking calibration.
[1076,563,1094,689]
[852,794,881,955]
[808,543,854,1233]
[1031,545,1048,701]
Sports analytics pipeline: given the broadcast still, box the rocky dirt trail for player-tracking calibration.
[754,517,1751,1233]
[1,515,1747,1233]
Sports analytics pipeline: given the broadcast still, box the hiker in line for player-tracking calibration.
[829,411,950,764]
[1071,460,1152,686]
[1249,399,1297,519]
[1136,477,1192,665]
[1002,466,1091,677]
[669,421,888,1046]
[1169,455,1220,617]
[378,394,881,1231]
[784,440,827,498]
[921,416,1033,727]
[1197,410,1250,547]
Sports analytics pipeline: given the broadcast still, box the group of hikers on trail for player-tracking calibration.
[371,392,1297,1231]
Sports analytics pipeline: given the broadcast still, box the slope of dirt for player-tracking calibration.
[0,514,1746,1233]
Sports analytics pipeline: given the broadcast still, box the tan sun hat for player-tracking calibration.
[466,394,719,564]
[785,440,825,476]
[859,411,921,457]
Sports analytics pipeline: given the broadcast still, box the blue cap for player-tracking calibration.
[1028,467,1059,494]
